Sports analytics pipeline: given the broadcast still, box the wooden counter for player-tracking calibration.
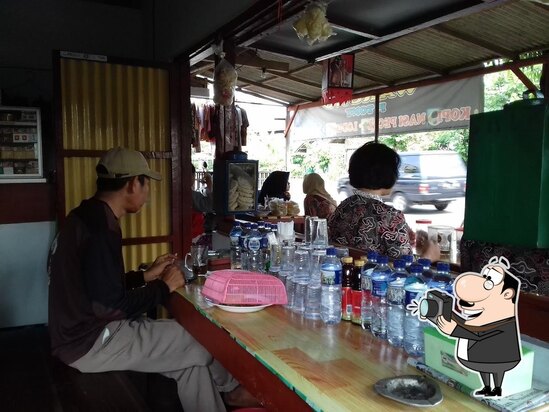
[167,281,490,412]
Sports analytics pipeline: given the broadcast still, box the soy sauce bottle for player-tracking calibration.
[341,256,354,321]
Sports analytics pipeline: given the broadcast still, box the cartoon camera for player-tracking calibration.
[419,290,453,324]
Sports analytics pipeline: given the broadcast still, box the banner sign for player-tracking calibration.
[290,76,483,140]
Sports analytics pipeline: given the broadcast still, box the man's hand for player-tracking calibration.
[436,315,457,335]
[160,264,185,292]
[144,253,177,282]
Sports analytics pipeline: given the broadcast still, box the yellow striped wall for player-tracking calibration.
[60,59,169,151]
[60,57,172,268]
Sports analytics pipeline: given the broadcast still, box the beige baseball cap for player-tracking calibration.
[96,147,161,180]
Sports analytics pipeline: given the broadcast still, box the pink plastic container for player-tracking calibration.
[201,270,288,305]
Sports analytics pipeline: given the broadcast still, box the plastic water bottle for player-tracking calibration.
[402,254,414,273]
[229,222,243,269]
[360,251,378,330]
[417,258,434,282]
[239,222,251,250]
[428,262,453,294]
[247,223,262,272]
[392,259,409,281]
[239,222,251,269]
[387,277,406,347]
[229,221,242,248]
[403,264,429,357]
[257,220,266,235]
[320,247,342,324]
[260,225,272,273]
[371,256,392,339]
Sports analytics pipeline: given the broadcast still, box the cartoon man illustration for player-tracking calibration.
[433,256,522,397]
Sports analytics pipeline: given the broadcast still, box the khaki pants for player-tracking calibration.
[70,318,238,412]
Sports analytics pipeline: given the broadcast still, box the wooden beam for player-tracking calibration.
[235,86,290,105]
[287,63,316,75]
[262,70,320,89]
[190,44,216,67]
[374,94,380,142]
[249,44,313,64]
[191,61,214,75]
[432,25,516,59]
[234,50,290,71]
[284,106,299,138]
[329,18,379,39]
[353,69,391,86]
[367,47,446,75]
[314,0,513,61]
[238,75,313,102]
[511,67,539,92]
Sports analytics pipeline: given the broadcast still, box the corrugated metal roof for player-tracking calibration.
[190,0,549,105]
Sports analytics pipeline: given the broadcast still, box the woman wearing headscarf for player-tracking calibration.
[302,173,337,218]
[258,171,291,205]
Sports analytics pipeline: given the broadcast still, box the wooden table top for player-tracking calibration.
[171,281,490,412]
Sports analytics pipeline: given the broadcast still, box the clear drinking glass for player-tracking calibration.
[311,218,328,249]
[292,250,310,314]
[278,221,295,246]
[230,246,242,269]
[310,248,326,279]
[269,243,282,274]
[428,225,454,261]
[280,245,296,271]
[304,216,317,245]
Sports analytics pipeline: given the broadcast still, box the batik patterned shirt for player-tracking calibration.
[304,194,336,219]
[327,191,413,258]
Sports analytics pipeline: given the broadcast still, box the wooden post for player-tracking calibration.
[374,94,380,143]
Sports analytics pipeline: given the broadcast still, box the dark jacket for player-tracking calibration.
[47,198,169,364]
[451,316,521,364]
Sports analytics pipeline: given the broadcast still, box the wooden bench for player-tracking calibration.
[51,356,183,411]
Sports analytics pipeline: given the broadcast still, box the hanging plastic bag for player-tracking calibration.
[293,1,334,46]
[213,58,238,106]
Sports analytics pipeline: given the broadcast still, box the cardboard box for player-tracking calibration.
[424,327,534,396]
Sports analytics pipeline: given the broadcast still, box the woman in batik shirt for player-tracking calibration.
[328,142,439,260]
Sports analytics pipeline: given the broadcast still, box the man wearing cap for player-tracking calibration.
[48,147,258,411]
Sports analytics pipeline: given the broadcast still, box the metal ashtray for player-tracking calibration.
[374,375,443,407]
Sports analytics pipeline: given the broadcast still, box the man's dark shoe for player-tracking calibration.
[487,387,502,397]
[475,386,492,396]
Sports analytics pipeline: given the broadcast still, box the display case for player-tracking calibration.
[213,151,259,215]
[0,106,44,183]
[225,160,258,214]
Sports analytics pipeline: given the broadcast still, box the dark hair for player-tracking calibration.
[502,273,520,304]
[191,164,196,173]
[348,142,400,190]
[96,165,147,192]
[258,171,290,202]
